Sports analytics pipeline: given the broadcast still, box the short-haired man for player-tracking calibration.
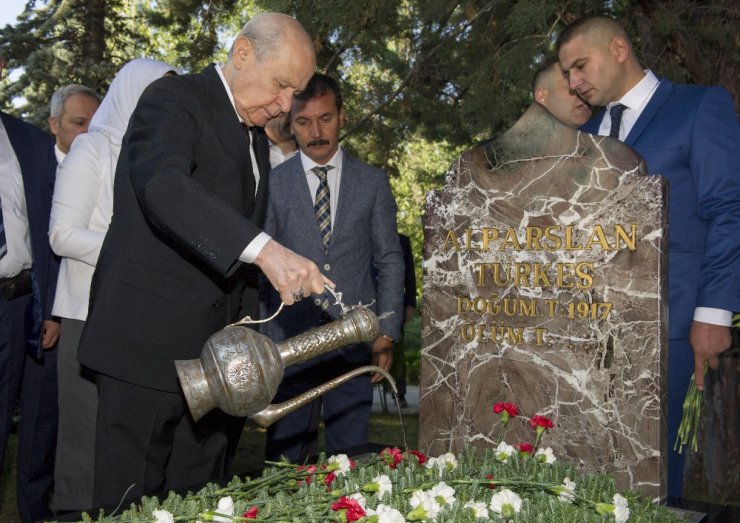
[532,59,591,128]
[76,13,329,507]
[558,15,740,499]
[47,84,99,162]
[263,73,404,462]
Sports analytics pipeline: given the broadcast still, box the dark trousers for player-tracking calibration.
[666,337,694,499]
[93,374,245,508]
[265,351,372,463]
[0,293,58,523]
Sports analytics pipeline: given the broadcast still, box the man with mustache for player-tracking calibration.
[532,59,591,129]
[558,15,740,499]
[262,73,404,462]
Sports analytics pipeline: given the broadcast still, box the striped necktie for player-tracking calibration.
[0,194,6,259]
[609,103,627,139]
[313,165,333,252]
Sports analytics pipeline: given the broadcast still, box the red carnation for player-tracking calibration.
[493,402,519,417]
[296,464,318,486]
[243,506,258,519]
[529,414,555,432]
[380,447,403,469]
[349,458,357,470]
[324,471,337,488]
[486,473,496,490]
[514,442,534,455]
[331,496,366,522]
[408,449,428,466]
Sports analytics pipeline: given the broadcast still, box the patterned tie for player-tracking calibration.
[313,165,333,252]
[0,194,6,259]
[609,103,627,139]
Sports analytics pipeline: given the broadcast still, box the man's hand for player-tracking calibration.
[689,320,732,390]
[255,239,334,305]
[371,335,394,384]
[42,320,60,349]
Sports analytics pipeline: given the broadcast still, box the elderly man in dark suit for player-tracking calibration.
[0,105,60,522]
[558,15,740,499]
[76,13,329,507]
[263,73,404,462]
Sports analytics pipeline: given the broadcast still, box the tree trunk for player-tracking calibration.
[82,0,106,86]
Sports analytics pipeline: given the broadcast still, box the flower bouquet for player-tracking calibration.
[69,402,681,522]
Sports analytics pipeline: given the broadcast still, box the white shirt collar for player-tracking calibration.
[215,64,244,123]
[300,146,343,174]
[54,143,66,164]
[599,70,660,140]
[613,69,659,112]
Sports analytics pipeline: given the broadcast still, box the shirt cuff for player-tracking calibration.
[693,307,733,327]
[239,232,271,264]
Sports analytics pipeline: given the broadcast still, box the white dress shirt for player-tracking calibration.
[300,147,344,229]
[598,70,660,141]
[54,143,66,165]
[598,69,730,327]
[215,65,271,263]
[0,117,32,278]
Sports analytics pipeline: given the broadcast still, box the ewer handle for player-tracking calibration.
[277,307,379,367]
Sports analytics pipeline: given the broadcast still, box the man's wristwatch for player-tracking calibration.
[379,334,395,343]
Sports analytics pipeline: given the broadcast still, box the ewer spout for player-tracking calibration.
[176,306,380,421]
[251,365,396,428]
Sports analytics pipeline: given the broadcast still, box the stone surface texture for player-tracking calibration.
[420,103,668,497]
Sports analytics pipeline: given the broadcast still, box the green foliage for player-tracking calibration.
[74,447,681,522]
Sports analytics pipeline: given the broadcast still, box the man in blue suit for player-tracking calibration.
[557,16,740,499]
[1,108,60,521]
[263,73,404,462]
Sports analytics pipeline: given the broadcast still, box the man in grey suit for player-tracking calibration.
[263,73,404,462]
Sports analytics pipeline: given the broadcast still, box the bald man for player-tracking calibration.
[558,15,740,499]
[532,60,591,128]
[78,13,330,506]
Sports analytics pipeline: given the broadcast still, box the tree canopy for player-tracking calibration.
[1,0,737,295]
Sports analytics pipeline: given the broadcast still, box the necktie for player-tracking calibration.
[313,165,333,252]
[609,103,627,139]
[0,194,6,259]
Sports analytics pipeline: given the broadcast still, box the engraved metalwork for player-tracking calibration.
[176,306,380,421]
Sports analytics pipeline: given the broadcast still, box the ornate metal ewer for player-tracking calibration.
[176,306,394,425]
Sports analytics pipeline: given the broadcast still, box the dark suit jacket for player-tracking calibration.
[582,79,740,339]
[1,112,59,358]
[262,151,404,362]
[77,65,270,393]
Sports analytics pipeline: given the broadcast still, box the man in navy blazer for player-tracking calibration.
[263,73,404,462]
[558,16,740,498]
[0,109,60,522]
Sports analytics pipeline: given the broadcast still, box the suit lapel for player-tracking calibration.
[625,79,673,146]
[330,153,358,248]
[200,65,254,211]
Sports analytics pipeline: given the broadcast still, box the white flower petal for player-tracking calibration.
[464,500,489,519]
[494,442,517,463]
[213,496,234,522]
[328,453,353,475]
[490,488,523,516]
[535,446,556,464]
[152,509,174,523]
[373,474,393,496]
[613,493,630,523]
[429,481,456,506]
[368,504,406,523]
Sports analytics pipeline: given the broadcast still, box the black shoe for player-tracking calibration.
[398,397,408,409]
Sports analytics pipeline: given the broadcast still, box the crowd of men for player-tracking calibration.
[0,11,737,522]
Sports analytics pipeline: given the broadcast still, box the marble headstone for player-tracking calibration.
[420,103,668,497]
